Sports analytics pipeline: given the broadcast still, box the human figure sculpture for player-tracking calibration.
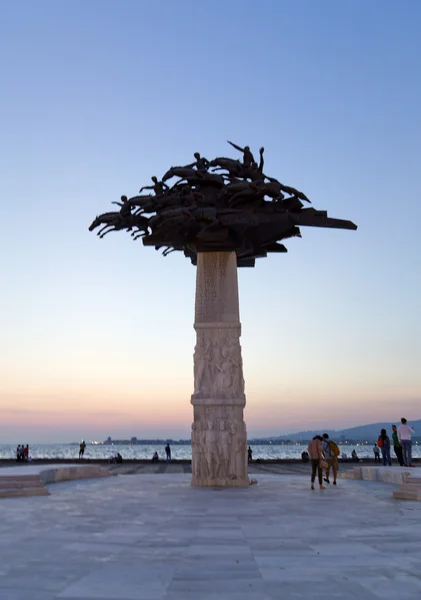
[230,422,246,479]
[184,152,210,173]
[90,143,357,264]
[194,340,213,394]
[139,176,169,196]
[218,420,231,479]
[221,339,244,397]
[111,195,134,219]
[204,421,219,480]
[227,140,255,167]
[192,422,206,479]
[257,146,264,172]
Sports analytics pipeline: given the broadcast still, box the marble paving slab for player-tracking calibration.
[0,473,420,599]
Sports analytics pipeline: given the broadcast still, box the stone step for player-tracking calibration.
[403,476,421,484]
[0,479,44,489]
[0,474,43,482]
[393,490,421,501]
[0,487,49,499]
[399,483,421,491]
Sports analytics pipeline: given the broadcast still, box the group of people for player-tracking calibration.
[151,444,172,463]
[372,418,415,467]
[307,434,341,490]
[16,444,30,462]
[308,418,416,490]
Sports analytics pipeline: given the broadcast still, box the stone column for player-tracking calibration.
[191,251,248,487]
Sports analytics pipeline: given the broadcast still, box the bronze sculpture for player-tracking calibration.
[89,142,357,266]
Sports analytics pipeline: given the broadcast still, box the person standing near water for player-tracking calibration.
[79,440,86,459]
[307,435,325,491]
[373,443,381,463]
[378,429,391,466]
[398,418,415,467]
[391,425,404,466]
[165,443,171,462]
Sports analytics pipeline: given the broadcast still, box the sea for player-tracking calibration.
[1,443,420,461]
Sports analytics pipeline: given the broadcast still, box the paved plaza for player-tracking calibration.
[1,471,421,599]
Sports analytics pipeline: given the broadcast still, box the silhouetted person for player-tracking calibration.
[79,440,86,459]
[248,446,253,462]
[351,449,360,462]
[165,444,171,462]
[301,451,309,463]
[24,445,29,462]
[16,444,21,462]
[152,451,159,463]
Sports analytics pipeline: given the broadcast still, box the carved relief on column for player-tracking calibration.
[191,406,247,483]
[193,327,245,399]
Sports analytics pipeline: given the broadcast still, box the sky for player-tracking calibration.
[1,0,420,443]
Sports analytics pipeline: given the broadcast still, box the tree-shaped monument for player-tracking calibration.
[90,142,357,486]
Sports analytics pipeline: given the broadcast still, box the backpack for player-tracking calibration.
[377,437,383,448]
[329,441,340,457]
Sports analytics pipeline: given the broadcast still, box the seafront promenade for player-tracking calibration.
[1,465,421,599]
[1,457,418,474]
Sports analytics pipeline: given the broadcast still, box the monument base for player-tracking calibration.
[190,252,248,487]
[191,477,249,487]
[191,397,249,488]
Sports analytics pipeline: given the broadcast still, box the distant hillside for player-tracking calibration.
[275,419,421,442]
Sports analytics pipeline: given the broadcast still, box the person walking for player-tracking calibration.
[391,425,404,466]
[373,443,381,463]
[248,446,253,462]
[321,433,339,486]
[307,435,325,490]
[378,429,391,466]
[398,418,415,467]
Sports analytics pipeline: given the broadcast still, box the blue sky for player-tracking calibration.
[1,1,420,442]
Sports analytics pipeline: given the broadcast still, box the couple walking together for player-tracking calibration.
[307,434,340,490]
